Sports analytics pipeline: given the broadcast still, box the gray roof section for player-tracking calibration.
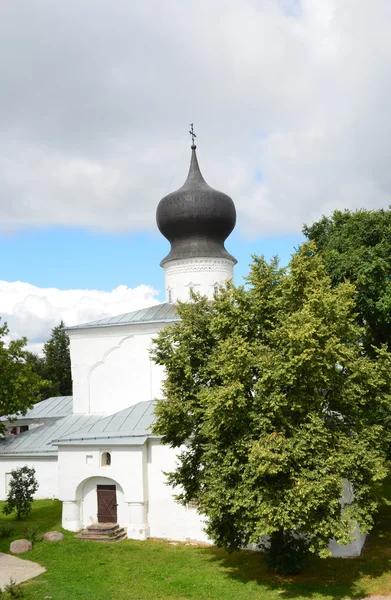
[0,396,73,423]
[0,414,102,456]
[54,400,157,446]
[67,303,179,331]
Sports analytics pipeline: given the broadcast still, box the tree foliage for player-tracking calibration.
[303,208,391,356]
[0,322,44,436]
[151,243,391,563]
[24,351,52,402]
[42,321,72,397]
[24,321,72,400]
[3,465,39,519]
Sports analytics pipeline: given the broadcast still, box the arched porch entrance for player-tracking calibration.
[76,476,125,528]
[62,474,149,539]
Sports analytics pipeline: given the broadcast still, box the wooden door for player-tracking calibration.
[97,485,117,523]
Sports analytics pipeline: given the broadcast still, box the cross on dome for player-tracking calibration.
[189,123,197,147]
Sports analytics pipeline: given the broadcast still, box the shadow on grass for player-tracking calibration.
[200,497,391,600]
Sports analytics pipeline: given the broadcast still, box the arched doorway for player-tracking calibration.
[76,477,125,528]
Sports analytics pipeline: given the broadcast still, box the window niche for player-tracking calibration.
[5,473,11,494]
[101,451,111,467]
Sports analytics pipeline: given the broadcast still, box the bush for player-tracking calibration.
[22,524,40,544]
[3,579,25,598]
[0,524,15,539]
[2,466,38,520]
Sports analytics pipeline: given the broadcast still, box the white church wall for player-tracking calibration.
[58,444,149,537]
[328,480,367,557]
[0,457,57,501]
[69,323,166,415]
[164,257,234,302]
[147,439,210,544]
[328,525,367,558]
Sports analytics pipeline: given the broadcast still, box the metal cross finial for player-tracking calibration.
[189,123,197,145]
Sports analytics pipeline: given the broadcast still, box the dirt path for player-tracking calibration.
[0,552,46,589]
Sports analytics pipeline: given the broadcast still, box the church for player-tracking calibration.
[0,143,365,556]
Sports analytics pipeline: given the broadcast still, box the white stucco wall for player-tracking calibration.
[164,257,234,302]
[328,480,367,557]
[58,443,149,537]
[58,440,210,543]
[328,525,366,558]
[0,457,58,501]
[69,323,166,415]
[147,439,210,543]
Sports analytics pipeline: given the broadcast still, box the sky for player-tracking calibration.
[1,0,391,351]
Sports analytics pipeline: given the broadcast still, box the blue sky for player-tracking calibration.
[0,227,303,299]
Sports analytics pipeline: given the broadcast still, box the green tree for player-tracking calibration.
[42,321,72,397]
[151,243,391,570]
[24,351,53,402]
[3,466,39,519]
[303,208,391,356]
[0,321,44,436]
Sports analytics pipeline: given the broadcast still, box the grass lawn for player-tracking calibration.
[1,487,391,600]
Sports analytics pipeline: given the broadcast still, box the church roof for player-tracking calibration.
[0,413,102,456]
[0,396,73,423]
[67,303,179,331]
[0,401,158,457]
[53,400,156,446]
[0,401,157,456]
[156,144,237,266]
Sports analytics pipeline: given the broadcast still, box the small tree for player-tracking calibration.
[3,466,38,520]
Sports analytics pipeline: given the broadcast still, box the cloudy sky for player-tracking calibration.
[1,0,391,350]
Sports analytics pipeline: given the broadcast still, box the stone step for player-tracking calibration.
[75,523,127,543]
[86,523,120,534]
[76,531,127,542]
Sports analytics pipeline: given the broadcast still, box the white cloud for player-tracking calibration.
[1,0,391,236]
[0,280,160,352]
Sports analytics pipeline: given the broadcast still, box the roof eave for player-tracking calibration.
[66,318,178,333]
[0,451,58,457]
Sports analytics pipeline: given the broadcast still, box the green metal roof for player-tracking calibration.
[0,414,102,456]
[0,401,158,456]
[67,303,179,331]
[0,396,73,423]
[54,401,156,446]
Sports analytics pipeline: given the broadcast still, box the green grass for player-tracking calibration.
[1,491,391,600]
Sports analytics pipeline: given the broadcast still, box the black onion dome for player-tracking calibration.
[156,145,237,266]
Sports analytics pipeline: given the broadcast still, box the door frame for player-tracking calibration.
[96,484,117,523]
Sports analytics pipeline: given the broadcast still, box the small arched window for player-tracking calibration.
[168,288,173,303]
[213,283,219,296]
[101,451,111,467]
